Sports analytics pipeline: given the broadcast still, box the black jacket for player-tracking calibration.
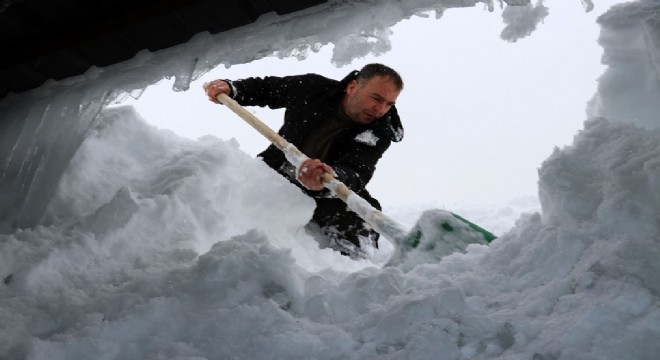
[229,71,404,200]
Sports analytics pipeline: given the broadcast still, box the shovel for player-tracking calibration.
[215,93,495,265]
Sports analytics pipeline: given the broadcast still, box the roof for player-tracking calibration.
[0,0,327,99]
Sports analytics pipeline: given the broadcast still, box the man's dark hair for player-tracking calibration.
[357,63,404,90]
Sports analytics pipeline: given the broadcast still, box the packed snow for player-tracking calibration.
[1,0,659,359]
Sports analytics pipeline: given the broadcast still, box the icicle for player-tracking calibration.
[172,57,199,92]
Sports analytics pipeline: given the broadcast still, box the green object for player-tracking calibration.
[387,209,497,270]
[448,212,497,243]
[403,212,495,250]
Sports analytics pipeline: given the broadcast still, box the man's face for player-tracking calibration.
[342,75,401,125]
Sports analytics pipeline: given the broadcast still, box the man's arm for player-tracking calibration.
[204,74,329,109]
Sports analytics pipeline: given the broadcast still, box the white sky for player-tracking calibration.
[121,0,627,211]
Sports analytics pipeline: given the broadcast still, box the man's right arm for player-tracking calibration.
[203,74,329,109]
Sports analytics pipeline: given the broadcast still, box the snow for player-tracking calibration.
[1,0,659,359]
[354,130,379,146]
[500,0,549,41]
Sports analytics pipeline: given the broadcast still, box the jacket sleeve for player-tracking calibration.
[229,74,329,109]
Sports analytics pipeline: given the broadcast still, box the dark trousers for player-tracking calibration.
[310,192,380,257]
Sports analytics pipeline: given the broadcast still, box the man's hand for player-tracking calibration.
[297,159,334,191]
[203,80,231,104]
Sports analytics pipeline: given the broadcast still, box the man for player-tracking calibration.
[203,63,404,259]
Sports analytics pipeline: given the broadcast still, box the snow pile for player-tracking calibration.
[1,109,658,359]
[588,0,660,129]
[2,0,660,359]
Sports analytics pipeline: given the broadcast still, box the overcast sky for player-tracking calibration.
[120,0,627,211]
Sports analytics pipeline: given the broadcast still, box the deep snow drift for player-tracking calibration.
[1,0,659,359]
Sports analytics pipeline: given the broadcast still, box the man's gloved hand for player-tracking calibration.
[203,80,231,104]
[297,159,334,191]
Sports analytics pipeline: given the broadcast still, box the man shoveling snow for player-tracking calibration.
[204,63,404,259]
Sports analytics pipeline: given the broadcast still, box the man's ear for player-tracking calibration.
[345,79,359,95]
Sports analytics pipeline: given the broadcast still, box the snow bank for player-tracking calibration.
[1,111,658,359]
[588,0,660,130]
